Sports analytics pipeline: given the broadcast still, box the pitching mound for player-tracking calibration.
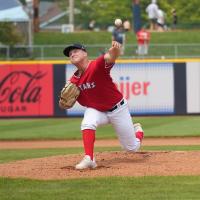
[0,151,200,180]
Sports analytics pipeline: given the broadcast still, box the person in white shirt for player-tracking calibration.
[146,0,159,31]
[157,9,165,32]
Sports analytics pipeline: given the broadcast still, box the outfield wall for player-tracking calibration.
[0,59,199,117]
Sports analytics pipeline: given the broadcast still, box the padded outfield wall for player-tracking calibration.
[0,59,199,117]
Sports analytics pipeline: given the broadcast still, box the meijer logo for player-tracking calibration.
[115,76,150,99]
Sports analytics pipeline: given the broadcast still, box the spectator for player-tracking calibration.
[136,28,151,56]
[145,0,159,31]
[112,23,126,55]
[171,8,178,29]
[157,9,165,32]
[88,20,96,31]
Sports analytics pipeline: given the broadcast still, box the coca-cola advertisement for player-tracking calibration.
[0,63,53,117]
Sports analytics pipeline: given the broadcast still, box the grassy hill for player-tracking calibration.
[32,30,200,59]
[35,30,200,45]
[1,30,200,60]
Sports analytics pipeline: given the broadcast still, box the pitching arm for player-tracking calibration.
[104,41,121,63]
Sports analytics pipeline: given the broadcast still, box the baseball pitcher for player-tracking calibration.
[60,41,144,170]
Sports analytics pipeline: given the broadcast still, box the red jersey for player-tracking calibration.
[136,29,150,45]
[70,55,123,111]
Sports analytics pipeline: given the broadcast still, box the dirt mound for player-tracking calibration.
[0,151,200,180]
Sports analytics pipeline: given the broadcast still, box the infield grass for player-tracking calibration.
[1,116,200,200]
[0,145,200,164]
[0,176,200,200]
[0,116,200,140]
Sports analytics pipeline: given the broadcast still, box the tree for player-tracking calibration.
[140,0,200,27]
[0,22,23,45]
[73,0,133,29]
[44,0,200,30]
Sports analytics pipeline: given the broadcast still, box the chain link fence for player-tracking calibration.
[0,43,200,60]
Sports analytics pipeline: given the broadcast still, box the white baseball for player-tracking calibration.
[114,18,122,26]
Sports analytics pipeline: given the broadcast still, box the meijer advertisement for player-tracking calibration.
[66,62,174,116]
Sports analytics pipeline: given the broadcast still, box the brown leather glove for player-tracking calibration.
[59,81,80,109]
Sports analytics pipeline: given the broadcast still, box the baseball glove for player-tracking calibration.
[59,81,80,109]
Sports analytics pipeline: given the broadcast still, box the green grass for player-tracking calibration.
[138,116,200,137]
[0,147,120,164]
[0,146,200,164]
[35,31,112,45]
[2,30,200,60]
[1,30,200,60]
[0,116,200,140]
[0,147,81,164]
[143,145,200,151]
[0,176,200,200]
[1,116,200,200]
[33,31,200,59]
[0,118,81,140]
[34,30,200,45]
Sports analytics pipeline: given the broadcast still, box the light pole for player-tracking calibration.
[69,0,74,29]
[33,0,39,32]
[25,0,33,53]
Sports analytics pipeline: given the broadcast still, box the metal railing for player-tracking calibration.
[0,43,200,60]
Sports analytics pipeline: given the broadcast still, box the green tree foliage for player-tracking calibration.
[0,22,23,45]
[72,0,133,29]
[139,0,200,27]
[18,0,200,30]
[65,0,200,29]
[173,0,200,23]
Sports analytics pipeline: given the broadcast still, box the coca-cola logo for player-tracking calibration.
[0,71,46,104]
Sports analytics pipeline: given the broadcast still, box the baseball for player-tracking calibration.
[114,18,122,26]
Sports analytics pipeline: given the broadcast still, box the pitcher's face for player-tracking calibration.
[69,49,88,65]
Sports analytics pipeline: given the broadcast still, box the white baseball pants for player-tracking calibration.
[81,100,141,151]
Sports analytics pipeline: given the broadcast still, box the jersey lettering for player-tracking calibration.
[79,82,96,91]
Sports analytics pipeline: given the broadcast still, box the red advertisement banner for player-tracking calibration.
[0,63,53,116]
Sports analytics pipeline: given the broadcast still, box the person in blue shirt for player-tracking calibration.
[112,23,125,55]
